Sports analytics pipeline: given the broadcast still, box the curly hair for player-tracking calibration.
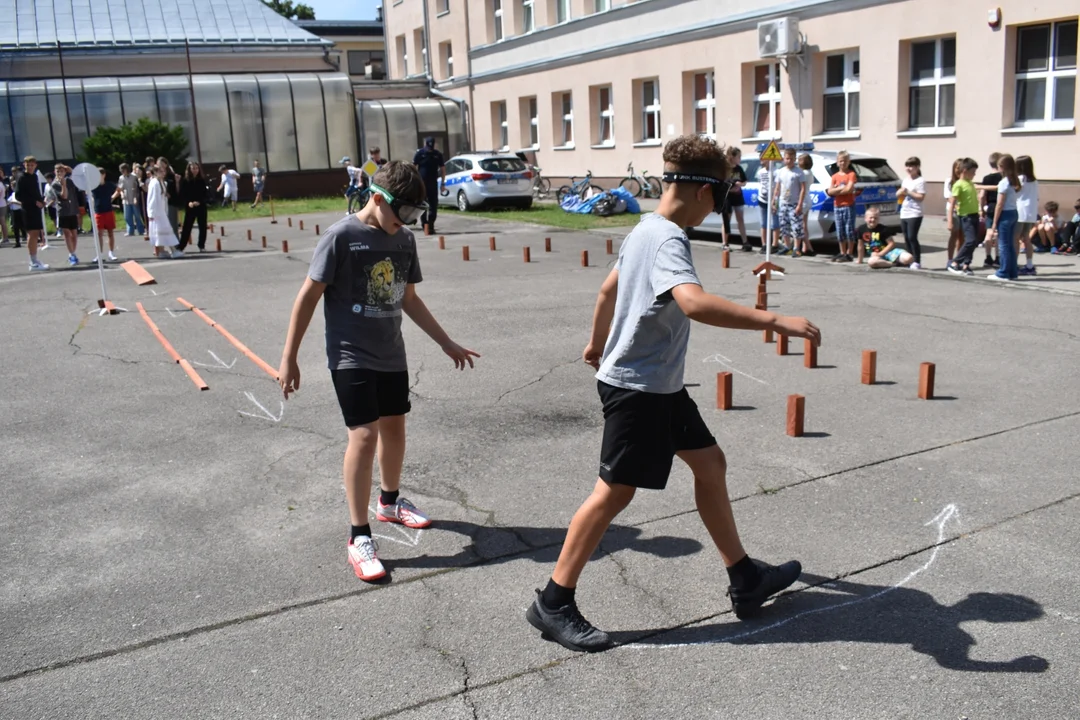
[662,135,730,179]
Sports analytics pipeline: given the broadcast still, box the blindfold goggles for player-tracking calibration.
[661,172,731,213]
[370,183,428,225]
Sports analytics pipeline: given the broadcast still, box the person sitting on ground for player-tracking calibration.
[1059,201,1080,255]
[1035,201,1062,252]
[856,207,913,269]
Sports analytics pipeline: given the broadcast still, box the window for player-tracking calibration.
[908,37,955,129]
[753,63,782,137]
[556,0,570,23]
[522,0,535,33]
[348,50,385,77]
[528,96,539,148]
[555,91,574,146]
[414,28,428,73]
[1015,20,1077,125]
[692,71,715,137]
[480,157,527,172]
[440,41,454,79]
[595,85,614,145]
[494,101,508,150]
[397,35,408,77]
[823,51,859,133]
[493,0,504,42]
[640,79,661,142]
[594,0,610,12]
[437,0,449,12]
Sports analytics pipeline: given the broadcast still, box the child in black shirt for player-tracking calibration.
[856,207,913,269]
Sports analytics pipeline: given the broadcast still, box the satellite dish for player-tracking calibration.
[70,162,101,192]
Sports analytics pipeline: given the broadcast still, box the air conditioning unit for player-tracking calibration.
[757,17,800,58]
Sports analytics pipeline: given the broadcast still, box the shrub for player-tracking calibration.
[80,118,189,178]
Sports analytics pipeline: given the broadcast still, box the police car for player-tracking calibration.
[695,145,902,241]
[437,153,534,211]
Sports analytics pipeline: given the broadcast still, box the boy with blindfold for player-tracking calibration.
[526,135,821,652]
[278,161,480,582]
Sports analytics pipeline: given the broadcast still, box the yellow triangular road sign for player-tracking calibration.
[760,141,783,162]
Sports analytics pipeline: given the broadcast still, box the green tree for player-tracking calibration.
[80,118,190,179]
[261,0,316,20]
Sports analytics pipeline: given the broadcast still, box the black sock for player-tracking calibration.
[350,524,372,541]
[726,555,761,590]
[380,489,399,507]
[541,578,575,607]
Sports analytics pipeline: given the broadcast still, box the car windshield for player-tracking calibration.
[825,158,899,183]
[479,158,527,173]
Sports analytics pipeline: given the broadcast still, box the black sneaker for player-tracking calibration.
[526,589,612,652]
[727,559,802,620]
[741,243,754,253]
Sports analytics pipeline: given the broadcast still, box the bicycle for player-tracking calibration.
[556,171,604,203]
[619,162,662,199]
[531,165,551,198]
[345,184,370,214]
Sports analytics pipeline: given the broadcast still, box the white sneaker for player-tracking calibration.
[40,241,50,250]
[985,274,1009,281]
[29,259,49,271]
[107,251,118,261]
[171,250,184,259]
[909,262,921,270]
[347,536,386,581]
[123,232,132,237]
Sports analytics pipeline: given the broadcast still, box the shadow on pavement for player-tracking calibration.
[619,571,1049,673]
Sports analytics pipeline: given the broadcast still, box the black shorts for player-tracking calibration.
[23,210,44,231]
[58,215,78,231]
[597,381,716,490]
[330,368,411,427]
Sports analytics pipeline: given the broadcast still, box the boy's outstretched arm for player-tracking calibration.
[584,268,619,369]
[402,284,480,370]
[278,277,326,398]
[671,283,821,345]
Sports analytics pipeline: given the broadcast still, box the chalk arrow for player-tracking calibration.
[370,506,425,546]
[194,350,237,369]
[238,391,283,422]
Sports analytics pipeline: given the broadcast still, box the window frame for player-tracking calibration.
[556,0,571,23]
[497,100,509,151]
[528,96,539,149]
[559,91,574,147]
[640,78,661,142]
[693,70,716,138]
[1014,20,1077,127]
[907,36,956,131]
[437,0,450,13]
[596,85,614,146]
[594,0,610,13]
[493,0,504,42]
[752,62,782,139]
[522,0,535,33]
[822,50,860,134]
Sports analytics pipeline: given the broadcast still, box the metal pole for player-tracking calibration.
[185,40,203,166]
[765,160,774,262]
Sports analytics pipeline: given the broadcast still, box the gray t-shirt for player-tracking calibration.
[308,216,423,371]
[118,174,141,205]
[774,165,804,205]
[596,213,701,394]
[52,178,80,217]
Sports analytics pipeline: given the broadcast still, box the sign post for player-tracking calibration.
[72,162,126,316]
[755,141,786,282]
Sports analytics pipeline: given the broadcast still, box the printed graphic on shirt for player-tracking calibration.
[363,256,407,315]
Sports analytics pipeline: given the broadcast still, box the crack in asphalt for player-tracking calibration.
[860,301,1080,343]
[493,356,580,405]
[3,408,1078,691]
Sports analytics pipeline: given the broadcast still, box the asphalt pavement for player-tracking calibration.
[1,207,1078,719]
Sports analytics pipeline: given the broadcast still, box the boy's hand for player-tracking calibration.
[278,358,300,398]
[773,316,821,347]
[441,341,480,370]
[583,341,603,370]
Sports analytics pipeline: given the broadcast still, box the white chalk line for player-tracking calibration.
[368,504,425,547]
[238,391,283,422]
[702,353,769,385]
[624,504,960,650]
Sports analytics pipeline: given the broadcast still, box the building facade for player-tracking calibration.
[384,0,1079,211]
[0,0,359,196]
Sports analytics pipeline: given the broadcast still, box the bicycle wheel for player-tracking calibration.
[536,177,551,196]
[620,177,642,198]
[645,176,662,199]
[556,185,572,203]
[584,184,605,199]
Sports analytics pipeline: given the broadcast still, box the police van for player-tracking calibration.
[437,153,534,211]
[695,144,902,241]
